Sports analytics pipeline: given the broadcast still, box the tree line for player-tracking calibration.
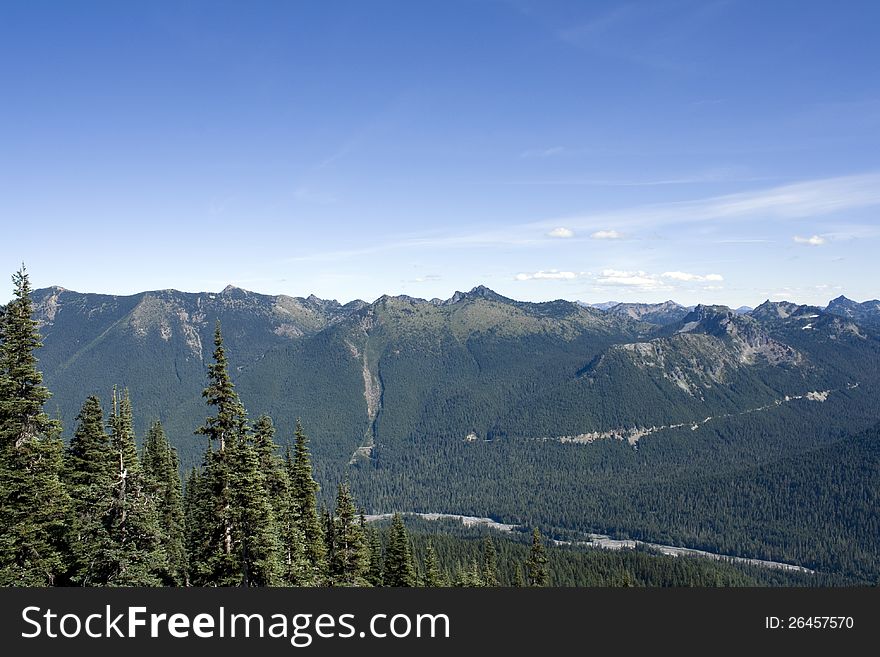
[0,267,549,587]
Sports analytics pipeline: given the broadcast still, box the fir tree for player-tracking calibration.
[525,527,548,587]
[64,395,114,585]
[327,483,368,586]
[252,415,306,585]
[0,266,72,586]
[384,513,417,587]
[191,322,247,585]
[227,434,281,586]
[513,563,526,587]
[142,421,186,585]
[104,388,166,586]
[468,558,484,587]
[287,421,326,585]
[422,543,445,587]
[192,323,283,586]
[365,522,384,587]
[481,536,499,586]
[195,322,247,452]
[182,467,210,585]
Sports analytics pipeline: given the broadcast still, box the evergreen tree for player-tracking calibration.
[191,322,244,584]
[227,434,281,586]
[422,543,445,587]
[327,483,368,586]
[183,467,210,585]
[253,415,307,585]
[384,513,417,587]
[195,322,247,452]
[192,323,282,586]
[287,421,326,585]
[525,527,548,587]
[513,563,526,587]
[64,395,114,585]
[142,421,186,585]
[104,388,166,586]
[468,558,484,587]
[481,536,499,586]
[0,266,72,586]
[365,523,384,587]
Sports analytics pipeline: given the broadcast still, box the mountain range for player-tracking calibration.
[23,284,880,579]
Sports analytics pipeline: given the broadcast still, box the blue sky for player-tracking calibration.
[2,0,879,307]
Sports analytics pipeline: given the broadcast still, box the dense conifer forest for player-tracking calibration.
[1,267,876,586]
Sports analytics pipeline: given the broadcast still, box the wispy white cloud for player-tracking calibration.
[595,269,669,290]
[793,235,826,246]
[285,173,880,265]
[592,269,724,290]
[662,271,723,282]
[540,172,880,232]
[547,227,575,238]
[515,270,579,281]
[591,229,622,240]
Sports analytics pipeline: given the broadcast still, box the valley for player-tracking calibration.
[22,283,880,582]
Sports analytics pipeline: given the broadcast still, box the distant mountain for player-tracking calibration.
[580,301,621,311]
[605,300,690,326]
[23,283,880,580]
[825,295,880,327]
[29,283,879,466]
[734,305,753,315]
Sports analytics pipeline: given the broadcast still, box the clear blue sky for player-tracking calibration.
[2,0,879,307]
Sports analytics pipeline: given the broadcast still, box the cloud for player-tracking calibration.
[413,274,441,283]
[596,269,668,290]
[547,227,575,238]
[793,235,826,246]
[285,172,880,265]
[515,270,579,281]
[520,146,565,158]
[661,271,724,282]
[590,229,622,240]
[539,172,880,233]
[591,269,724,290]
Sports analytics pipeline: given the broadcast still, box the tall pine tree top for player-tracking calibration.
[384,513,417,587]
[0,266,71,585]
[65,395,113,488]
[0,265,58,448]
[195,322,247,452]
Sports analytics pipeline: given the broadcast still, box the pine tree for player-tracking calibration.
[227,434,281,586]
[384,513,417,587]
[192,324,282,586]
[525,527,548,587]
[104,388,166,586]
[196,322,247,452]
[0,266,72,586]
[481,536,499,586]
[64,395,114,585]
[365,523,384,587]
[183,467,210,585]
[422,543,445,587]
[252,415,306,585]
[468,558,484,587]
[142,421,186,585]
[287,421,326,585]
[513,563,526,587]
[191,322,247,585]
[327,483,369,586]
